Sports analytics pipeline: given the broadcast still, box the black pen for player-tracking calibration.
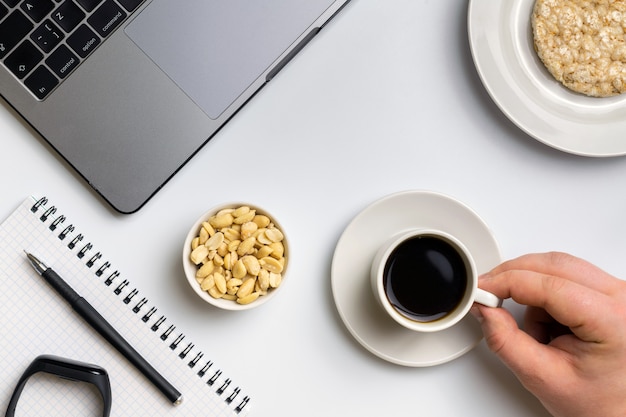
[25,251,183,405]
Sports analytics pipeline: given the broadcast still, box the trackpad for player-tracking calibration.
[125,0,331,119]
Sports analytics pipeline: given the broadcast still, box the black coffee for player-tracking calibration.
[383,236,467,322]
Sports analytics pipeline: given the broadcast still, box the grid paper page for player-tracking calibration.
[0,197,251,416]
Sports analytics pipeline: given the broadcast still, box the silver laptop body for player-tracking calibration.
[0,0,350,213]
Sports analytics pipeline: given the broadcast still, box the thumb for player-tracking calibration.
[473,305,567,393]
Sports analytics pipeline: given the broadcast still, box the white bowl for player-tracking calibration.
[182,202,289,311]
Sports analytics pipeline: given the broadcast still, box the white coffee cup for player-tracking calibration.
[371,229,501,332]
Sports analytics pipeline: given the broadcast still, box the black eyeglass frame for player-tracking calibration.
[5,355,112,417]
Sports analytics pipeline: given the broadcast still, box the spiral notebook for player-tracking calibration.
[0,196,252,416]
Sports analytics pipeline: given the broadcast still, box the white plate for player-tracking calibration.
[330,191,501,367]
[468,0,626,157]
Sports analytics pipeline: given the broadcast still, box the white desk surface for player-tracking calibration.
[3,1,626,416]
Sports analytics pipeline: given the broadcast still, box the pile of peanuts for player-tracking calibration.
[189,206,286,305]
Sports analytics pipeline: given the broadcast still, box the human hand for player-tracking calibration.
[473,252,626,417]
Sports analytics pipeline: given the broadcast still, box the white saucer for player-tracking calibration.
[468,0,626,157]
[330,190,501,367]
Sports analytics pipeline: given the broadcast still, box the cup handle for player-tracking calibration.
[474,288,502,308]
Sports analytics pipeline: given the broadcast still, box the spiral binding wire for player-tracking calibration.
[30,196,251,414]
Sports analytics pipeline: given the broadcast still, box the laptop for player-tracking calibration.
[0,0,350,213]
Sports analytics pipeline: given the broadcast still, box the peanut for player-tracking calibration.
[209,213,234,229]
[236,277,256,298]
[232,259,247,279]
[240,221,258,240]
[208,286,224,299]
[260,256,283,273]
[196,261,215,279]
[265,228,284,243]
[233,210,256,224]
[237,237,256,256]
[205,232,224,251]
[190,245,209,265]
[253,215,270,228]
[214,272,227,294]
[237,292,260,305]
[200,275,215,291]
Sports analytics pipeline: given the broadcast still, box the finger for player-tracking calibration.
[479,269,613,343]
[488,252,622,296]
[523,306,553,343]
[524,306,572,344]
[475,305,574,392]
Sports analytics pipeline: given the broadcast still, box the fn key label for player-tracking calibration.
[24,66,59,100]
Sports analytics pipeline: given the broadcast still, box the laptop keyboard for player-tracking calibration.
[0,0,145,100]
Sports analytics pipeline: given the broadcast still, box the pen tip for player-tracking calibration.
[24,252,47,275]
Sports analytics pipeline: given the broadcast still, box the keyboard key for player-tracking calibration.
[2,0,21,7]
[67,23,99,58]
[87,0,126,38]
[0,10,34,59]
[5,40,43,79]
[117,0,143,12]
[21,0,55,22]
[75,0,102,12]
[52,0,86,33]
[46,44,78,78]
[24,65,58,99]
[31,19,64,53]
[0,4,8,20]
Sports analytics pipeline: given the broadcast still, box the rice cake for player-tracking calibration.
[532,0,626,97]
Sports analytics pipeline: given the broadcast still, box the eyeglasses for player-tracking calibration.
[5,355,111,417]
